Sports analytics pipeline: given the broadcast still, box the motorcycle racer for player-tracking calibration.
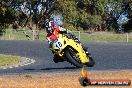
[45,19,80,45]
[45,19,67,43]
[45,19,90,63]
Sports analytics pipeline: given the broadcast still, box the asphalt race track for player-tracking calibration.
[0,40,132,75]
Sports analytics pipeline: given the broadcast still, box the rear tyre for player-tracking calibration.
[65,48,83,68]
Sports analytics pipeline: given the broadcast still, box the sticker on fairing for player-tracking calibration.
[52,38,64,49]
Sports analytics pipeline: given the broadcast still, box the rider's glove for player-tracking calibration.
[59,27,67,34]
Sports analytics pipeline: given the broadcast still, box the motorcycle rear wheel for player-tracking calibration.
[65,48,83,68]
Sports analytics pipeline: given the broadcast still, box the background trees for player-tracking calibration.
[55,0,132,32]
[0,0,58,39]
[0,0,18,35]
[0,0,132,36]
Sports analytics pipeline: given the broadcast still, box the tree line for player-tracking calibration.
[0,0,132,36]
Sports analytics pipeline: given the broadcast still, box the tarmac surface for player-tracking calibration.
[0,40,132,75]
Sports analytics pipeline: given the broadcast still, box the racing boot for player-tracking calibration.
[53,54,65,63]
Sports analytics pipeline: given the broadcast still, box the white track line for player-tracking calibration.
[0,56,36,69]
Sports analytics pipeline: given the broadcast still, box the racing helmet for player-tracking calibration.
[45,20,55,34]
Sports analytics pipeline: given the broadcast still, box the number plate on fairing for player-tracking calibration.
[52,38,64,50]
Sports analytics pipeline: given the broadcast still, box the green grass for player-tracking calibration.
[128,34,132,42]
[80,32,129,42]
[0,29,47,41]
[1,29,132,42]
[0,54,19,67]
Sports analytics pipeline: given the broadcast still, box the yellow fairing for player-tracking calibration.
[51,34,89,63]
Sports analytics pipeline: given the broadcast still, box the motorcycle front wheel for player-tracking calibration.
[65,48,83,68]
[85,56,95,67]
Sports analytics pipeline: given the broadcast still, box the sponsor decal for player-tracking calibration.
[79,67,131,86]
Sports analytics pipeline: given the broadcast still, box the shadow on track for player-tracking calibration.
[24,67,79,71]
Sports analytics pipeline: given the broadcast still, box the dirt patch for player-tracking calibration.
[0,70,131,88]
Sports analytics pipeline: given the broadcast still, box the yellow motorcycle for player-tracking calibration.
[49,34,95,68]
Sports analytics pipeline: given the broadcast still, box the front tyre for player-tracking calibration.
[85,56,95,67]
[65,48,83,68]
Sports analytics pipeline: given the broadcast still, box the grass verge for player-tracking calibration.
[0,54,19,67]
[1,29,132,42]
[80,32,132,42]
